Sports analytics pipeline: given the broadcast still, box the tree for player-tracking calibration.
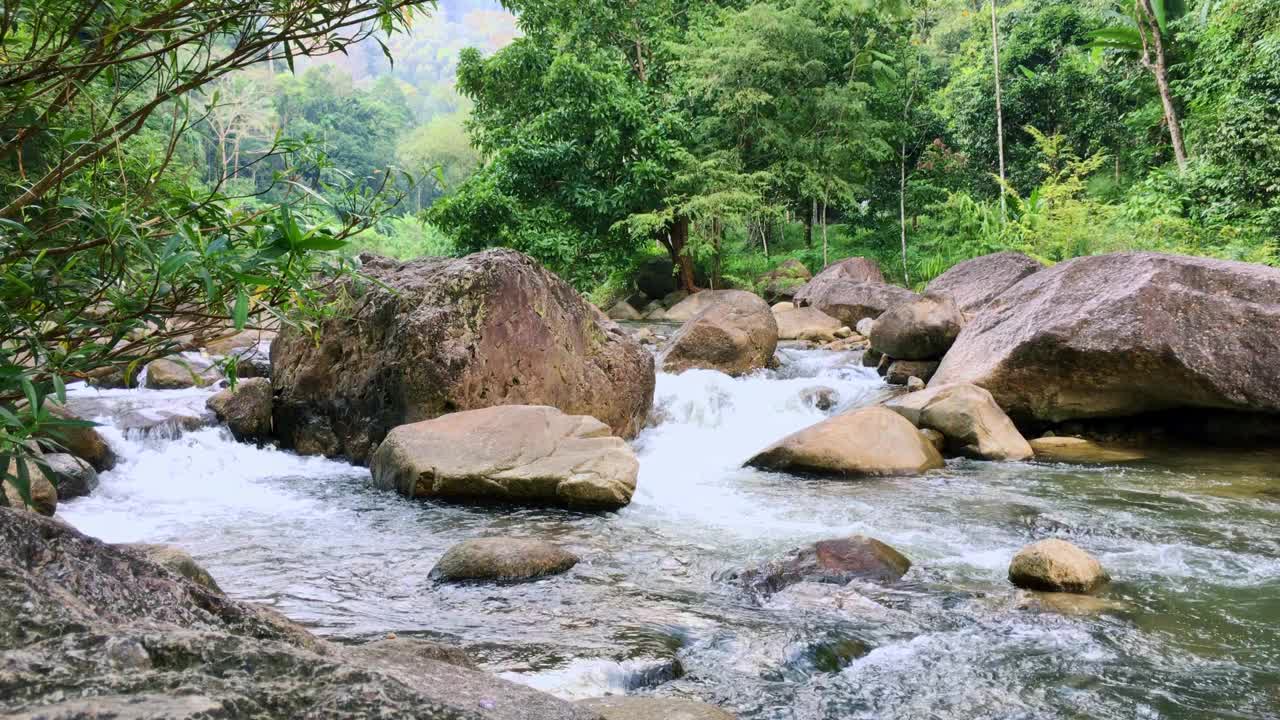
[0,0,431,503]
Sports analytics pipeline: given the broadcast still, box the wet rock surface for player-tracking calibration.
[733,535,913,595]
[746,407,944,477]
[431,537,579,584]
[661,290,778,377]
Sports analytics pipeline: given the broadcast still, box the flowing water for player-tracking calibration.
[59,346,1280,719]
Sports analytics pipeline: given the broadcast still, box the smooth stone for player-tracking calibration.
[431,537,578,584]
[661,290,778,377]
[144,356,220,390]
[577,696,737,720]
[924,251,1043,315]
[746,407,944,477]
[1009,538,1109,594]
[118,543,223,593]
[886,383,1033,461]
[773,306,844,343]
[608,300,644,321]
[885,360,939,385]
[1029,437,1146,464]
[734,535,912,595]
[869,294,964,360]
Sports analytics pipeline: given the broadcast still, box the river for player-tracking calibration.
[58,346,1280,719]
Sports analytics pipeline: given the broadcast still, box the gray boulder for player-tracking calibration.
[430,537,578,584]
[793,257,885,306]
[924,251,1043,315]
[43,453,98,500]
[869,294,963,360]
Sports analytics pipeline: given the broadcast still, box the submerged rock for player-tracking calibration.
[734,535,912,594]
[370,405,639,510]
[931,252,1280,429]
[1008,539,1109,594]
[118,543,223,593]
[1028,436,1146,464]
[206,377,273,442]
[661,290,778,377]
[271,249,654,462]
[42,452,98,500]
[924,252,1043,315]
[1013,590,1127,616]
[886,383,1033,461]
[578,696,737,720]
[430,537,579,584]
[746,407,944,477]
[344,636,477,670]
[869,294,963,360]
[0,508,600,720]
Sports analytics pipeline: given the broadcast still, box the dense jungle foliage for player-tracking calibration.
[2,0,1278,496]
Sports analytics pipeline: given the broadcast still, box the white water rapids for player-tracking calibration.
[57,346,1280,719]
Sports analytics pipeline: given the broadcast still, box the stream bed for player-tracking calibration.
[58,347,1280,719]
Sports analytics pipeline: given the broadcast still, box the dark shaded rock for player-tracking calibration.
[2,458,56,516]
[430,537,578,584]
[206,377,273,442]
[869,294,963,360]
[271,249,655,463]
[734,535,912,594]
[924,252,1043,315]
[793,257,885,306]
[43,453,98,500]
[798,279,918,328]
[861,346,883,368]
[931,252,1280,428]
[636,256,677,300]
[661,290,778,377]
[885,360,940,386]
[0,508,601,720]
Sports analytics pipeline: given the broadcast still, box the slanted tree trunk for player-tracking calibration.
[990,0,1008,220]
[1135,0,1189,172]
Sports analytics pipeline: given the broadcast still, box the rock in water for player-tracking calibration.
[734,535,912,594]
[430,537,578,584]
[370,405,639,510]
[924,252,1043,315]
[2,458,56,516]
[661,290,778,377]
[42,453,98,500]
[144,356,220,389]
[774,306,844,342]
[931,252,1280,428]
[793,257,885,306]
[0,508,601,720]
[46,403,116,471]
[608,300,644,320]
[206,377,273,442]
[885,383,1033,461]
[746,407,944,477]
[1008,539,1109,594]
[797,279,918,328]
[869,294,963,360]
[271,249,654,462]
[1028,436,1146,464]
[118,543,223,593]
[578,697,738,720]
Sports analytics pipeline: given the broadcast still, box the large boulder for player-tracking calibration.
[660,290,778,377]
[885,383,1033,460]
[271,250,654,462]
[930,252,1280,427]
[869,294,963,360]
[797,279,918,328]
[793,257,885,306]
[774,306,844,342]
[733,535,912,594]
[608,300,644,321]
[664,289,747,322]
[430,537,578,584]
[206,377,273,442]
[636,256,677,300]
[0,508,598,720]
[1028,436,1146,464]
[1008,539,1109,594]
[746,407,944,477]
[757,258,812,302]
[42,452,98,500]
[46,403,116,471]
[924,252,1043,315]
[370,405,639,510]
[578,697,737,720]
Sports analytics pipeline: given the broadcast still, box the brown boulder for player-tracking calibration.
[1008,539,1109,594]
[665,289,746,322]
[3,458,57,516]
[869,294,963,360]
[430,537,578,584]
[924,252,1043,315]
[793,257,885,306]
[930,252,1280,427]
[734,535,912,594]
[46,403,116,471]
[206,377,273,442]
[608,300,644,321]
[660,290,778,377]
[118,543,223,593]
[370,405,639,510]
[144,356,221,389]
[797,279,918,328]
[1028,437,1146,464]
[885,360,940,386]
[773,306,844,342]
[746,407,944,477]
[885,383,1033,460]
[270,250,654,462]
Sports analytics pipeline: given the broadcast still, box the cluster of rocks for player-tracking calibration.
[2,403,117,516]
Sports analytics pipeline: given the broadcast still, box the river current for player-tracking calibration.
[59,346,1280,719]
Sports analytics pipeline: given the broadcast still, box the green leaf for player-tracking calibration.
[232,288,249,330]
[52,374,66,405]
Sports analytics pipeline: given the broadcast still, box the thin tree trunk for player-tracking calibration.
[805,200,815,248]
[990,0,1008,220]
[899,141,911,286]
[820,200,829,268]
[761,220,770,258]
[1136,0,1189,172]
[663,216,697,293]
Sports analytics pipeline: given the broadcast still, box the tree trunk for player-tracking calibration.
[711,217,722,290]
[661,215,697,293]
[804,201,814,248]
[1136,0,1189,172]
[899,141,911,286]
[820,200,829,268]
[990,0,1008,220]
